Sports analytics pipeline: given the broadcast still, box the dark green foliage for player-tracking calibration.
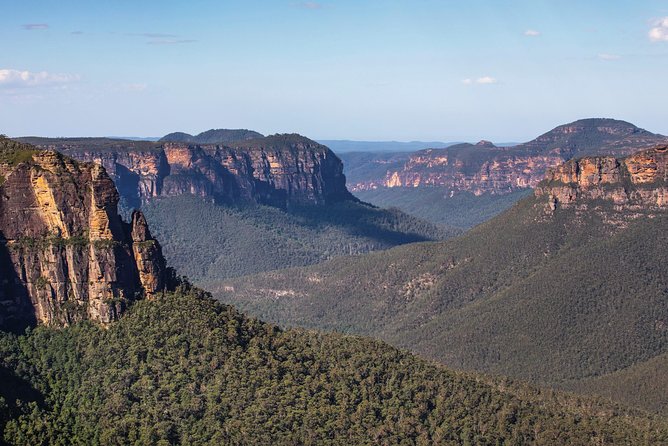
[565,352,668,415]
[353,188,532,229]
[160,129,263,144]
[15,137,161,152]
[216,196,668,413]
[0,290,665,445]
[0,137,37,167]
[141,195,458,283]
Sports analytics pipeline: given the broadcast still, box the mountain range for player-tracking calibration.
[213,145,668,414]
[348,118,668,229]
[2,136,666,443]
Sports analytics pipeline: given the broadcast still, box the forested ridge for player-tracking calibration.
[215,194,668,414]
[1,288,666,445]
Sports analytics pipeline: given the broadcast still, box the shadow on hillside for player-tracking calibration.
[287,201,455,244]
[0,233,37,333]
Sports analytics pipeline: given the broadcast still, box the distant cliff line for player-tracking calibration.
[23,134,355,210]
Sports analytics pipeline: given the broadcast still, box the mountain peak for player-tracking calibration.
[475,140,496,147]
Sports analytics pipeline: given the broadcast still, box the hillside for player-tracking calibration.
[214,146,668,413]
[352,188,531,229]
[143,195,457,282]
[160,128,263,144]
[1,288,665,445]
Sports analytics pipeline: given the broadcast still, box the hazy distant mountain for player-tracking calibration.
[319,140,457,153]
[160,128,264,144]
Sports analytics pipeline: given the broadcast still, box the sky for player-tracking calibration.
[1,0,667,141]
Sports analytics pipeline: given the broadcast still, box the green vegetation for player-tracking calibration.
[354,188,531,229]
[9,233,110,251]
[15,137,161,152]
[160,128,263,144]
[1,289,665,445]
[0,137,37,167]
[142,195,458,282]
[565,352,668,415]
[215,196,668,413]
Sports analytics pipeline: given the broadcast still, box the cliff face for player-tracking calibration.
[349,119,667,195]
[0,144,167,331]
[42,134,354,209]
[365,142,564,195]
[535,146,668,224]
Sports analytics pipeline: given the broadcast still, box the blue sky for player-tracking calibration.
[1,0,667,141]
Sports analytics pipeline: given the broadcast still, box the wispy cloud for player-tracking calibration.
[128,32,196,45]
[0,69,80,88]
[477,76,497,84]
[22,23,48,30]
[129,32,178,38]
[463,76,498,85]
[71,31,84,35]
[649,17,668,42]
[524,29,541,37]
[293,2,323,9]
[598,53,621,61]
[118,83,148,92]
[147,39,197,45]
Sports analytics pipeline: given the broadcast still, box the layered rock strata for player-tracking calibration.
[535,146,668,224]
[36,134,354,209]
[0,145,167,330]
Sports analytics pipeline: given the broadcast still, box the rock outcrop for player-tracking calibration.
[0,141,167,331]
[349,119,668,195]
[27,134,355,209]
[535,145,668,224]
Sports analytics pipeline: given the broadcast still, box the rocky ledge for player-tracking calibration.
[534,145,668,224]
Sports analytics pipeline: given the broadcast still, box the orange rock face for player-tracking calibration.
[57,135,354,209]
[535,146,668,218]
[0,148,167,330]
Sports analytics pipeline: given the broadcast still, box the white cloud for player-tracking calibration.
[462,76,498,85]
[649,17,668,42]
[0,69,80,88]
[598,53,621,61]
[22,23,48,30]
[524,29,541,37]
[476,76,497,84]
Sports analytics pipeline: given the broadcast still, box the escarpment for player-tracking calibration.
[31,134,355,209]
[350,119,667,195]
[372,142,565,195]
[535,145,668,224]
[0,141,167,331]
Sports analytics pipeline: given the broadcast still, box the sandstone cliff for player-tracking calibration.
[535,145,668,224]
[26,134,354,209]
[0,140,167,331]
[350,119,667,195]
